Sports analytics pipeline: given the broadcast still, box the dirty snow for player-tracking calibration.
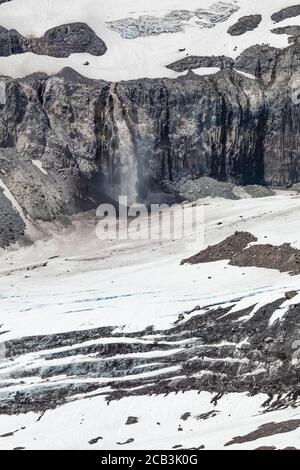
[0,0,299,81]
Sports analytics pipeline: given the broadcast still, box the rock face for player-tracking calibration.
[0,186,25,247]
[2,39,300,227]
[30,23,107,58]
[271,25,300,44]
[0,27,28,56]
[227,14,262,36]
[234,44,280,80]
[163,176,274,201]
[272,25,300,37]
[0,23,107,58]
[0,294,299,414]
[167,55,234,72]
[0,72,97,222]
[181,231,300,275]
[271,4,300,23]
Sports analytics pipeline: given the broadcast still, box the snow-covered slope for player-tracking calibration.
[0,193,299,449]
[0,0,300,80]
[0,0,300,451]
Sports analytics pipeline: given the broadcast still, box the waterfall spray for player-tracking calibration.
[108,83,138,205]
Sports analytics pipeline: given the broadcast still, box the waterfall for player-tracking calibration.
[108,83,138,206]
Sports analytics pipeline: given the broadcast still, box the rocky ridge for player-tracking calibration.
[182,231,300,275]
[0,185,25,247]
[227,14,262,36]
[0,23,107,58]
[271,4,300,23]
[2,38,300,245]
[1,6,300,249]
[0,292,299,414]
[167,55,234,72]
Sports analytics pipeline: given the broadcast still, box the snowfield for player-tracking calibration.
[0,0,300,451]
[0,391,299,450]
[0,192,299,449]
[0,0,299,80]
[2,192,300,339]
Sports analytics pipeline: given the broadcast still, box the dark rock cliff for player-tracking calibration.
[30,23,107,58]
[166,55,234,72]
[0,185,25,247]
[1,39,300,238]
[271,4,300,23]
[0,295,299,414]
[0,23,107,58]
[227,14,262,36]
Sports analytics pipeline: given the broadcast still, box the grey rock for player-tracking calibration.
[242,185,275,198]
[0,23,106,58]
[0,186,25,248]
[125,416,138,425]
[290,182,300,192]
[106,15,184,39]
[271,5,300,23]
[164,176,239,201]
[0,27,28,56]
[1,39,300,236]
[167,55,234,72]
[272,25,300,37]
[285,291,298,300]
[0,295,299,414]
[163,177,275,202]
[271,25,300,45]
[234,44,280,82]
[227,14,262,36]
[88,436,103,445]
[30,23,107,58]
[195,2,240,26]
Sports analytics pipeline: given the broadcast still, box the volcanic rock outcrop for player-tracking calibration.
[227,14,262,36]
[0,26,28,56]
[0,23,107,58]
[30,23,107,58]
[0,293,299,414]
[181,231,300,276]
[0,185,25,248]
[271,4,300,23]
[167,55,234,72]
[2,39,300,245]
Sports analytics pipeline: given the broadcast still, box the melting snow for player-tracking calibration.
[32,160,48,175]
[0,0,298,80]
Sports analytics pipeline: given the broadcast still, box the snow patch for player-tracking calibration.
[0,81,6,105]
[192,67,221,76]
[32,160,48,175]
[0,0,298,81]
[0,178,27,224]
[234,68,256,80]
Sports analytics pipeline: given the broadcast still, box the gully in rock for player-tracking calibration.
[109,83,139,205]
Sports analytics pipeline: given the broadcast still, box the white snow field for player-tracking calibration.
[0,0,299,81]
[0,0,300,451]
[0,192,299,449]
[0,391,299,450]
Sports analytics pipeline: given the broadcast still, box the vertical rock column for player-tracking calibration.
[96,83,139,205]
